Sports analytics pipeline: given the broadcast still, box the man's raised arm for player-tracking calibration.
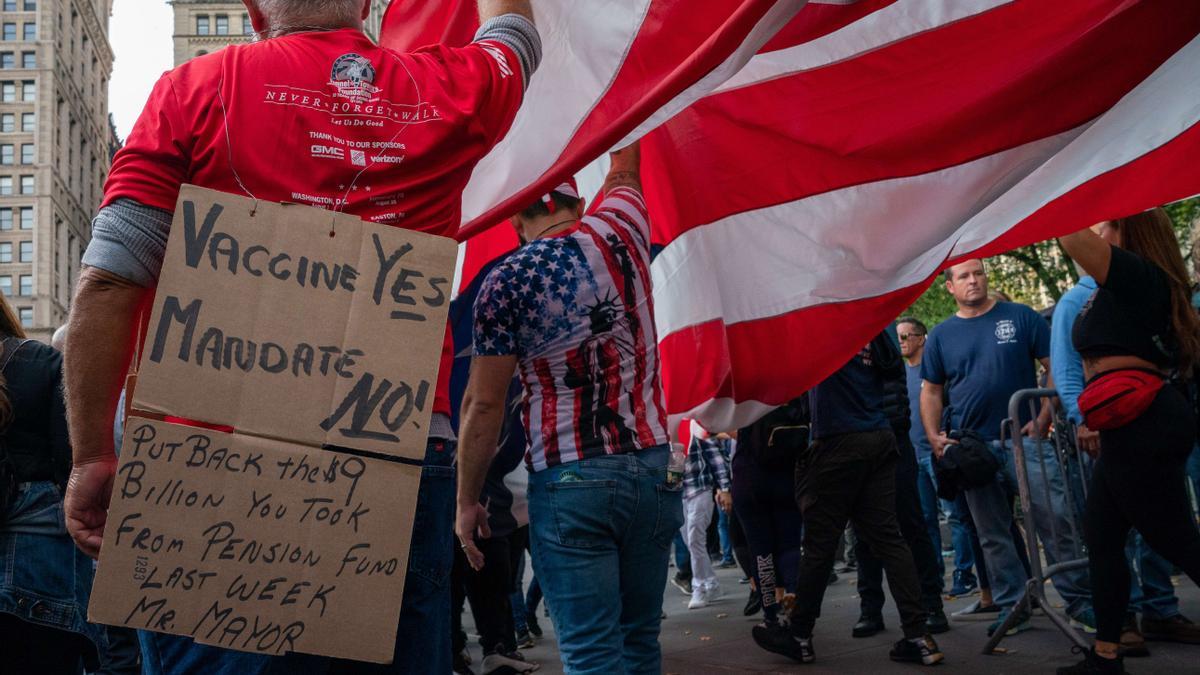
[604,142,642,194]
[478,0,533,23]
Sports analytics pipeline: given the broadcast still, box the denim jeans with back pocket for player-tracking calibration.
[527,445,681,675]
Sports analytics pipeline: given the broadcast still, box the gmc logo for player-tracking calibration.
[311,144,344,160]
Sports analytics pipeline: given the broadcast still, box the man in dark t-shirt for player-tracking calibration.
[920,259,1093,635]
[754,332,944,666]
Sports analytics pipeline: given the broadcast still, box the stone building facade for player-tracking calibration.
[0,0,114,341]
[172,0,390,67]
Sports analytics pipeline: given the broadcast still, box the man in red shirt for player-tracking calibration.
[63,1,538,673]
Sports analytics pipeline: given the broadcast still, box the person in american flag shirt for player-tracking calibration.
[455,142,681,674]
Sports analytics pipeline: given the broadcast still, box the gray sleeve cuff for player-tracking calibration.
[81,199,173,287]
[475,13,541,88]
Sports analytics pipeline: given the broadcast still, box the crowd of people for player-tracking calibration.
[0,1,1198,675]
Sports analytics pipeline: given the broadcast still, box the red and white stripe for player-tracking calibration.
[381,0,807,238]
[646,0,1200,430]
[383,0,1200,431]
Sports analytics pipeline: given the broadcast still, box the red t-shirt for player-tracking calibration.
[105,29,525,416]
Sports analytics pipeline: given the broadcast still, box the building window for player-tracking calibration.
[18,307,30,327]
[18,274,29,296]
[196,15,210,35]
[20,143,32,164]
[0,114,10,132]
[0,242,11,263]
[0,181,9,198]
[215,15,229,35]
[0,82,12,102]
[18,240,31,262]
[0,52,12,69]
[19,175,31,194]
[21,23,33,41]
[20,112,32,131]
[243,14,252,35]
[2,2,14,11]
[0,145,12,165]
[2,24,14,41]
[0,276,10,295]
[21,51,32,69]
[21,80,33,101]
[23,0,33,11]
[19,206,31,228]
[0,207,10,227]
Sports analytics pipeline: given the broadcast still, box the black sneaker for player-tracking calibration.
[752,622,815,663]
[525,612,543,638]
[743,588,763,617]
[1056,646,1128,674]
[926,610,951,635]
[827,570,839,586]
[515,629,534,649]
[852,614,885,638]
[889,635,945,666]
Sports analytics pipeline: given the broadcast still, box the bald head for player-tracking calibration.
[51,324,68,351]
[244,0,368,34]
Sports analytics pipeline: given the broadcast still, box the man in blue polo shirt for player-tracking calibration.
[920,259,1093,637]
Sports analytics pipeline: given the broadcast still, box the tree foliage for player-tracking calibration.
[903,196,1200,327]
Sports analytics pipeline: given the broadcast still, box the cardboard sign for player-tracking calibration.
[90,186,456,663]
[133,185,456,460]
[91,417,421,662]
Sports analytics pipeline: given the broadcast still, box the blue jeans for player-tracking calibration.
[527,446,682,675]
[716,507,734,562]
[1127,531,1180,620]
[945,492,978,585]
[672,531,690,573]
[965,438,1091,615]
[139,438,456,675]
[1013,438,1092,618]
[915,454,946,580]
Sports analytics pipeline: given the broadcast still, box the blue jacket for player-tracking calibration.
[1051,276,1097,425]
[1,482,106,666]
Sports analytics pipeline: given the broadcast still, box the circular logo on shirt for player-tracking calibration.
[330,53,380,104]
[995,319,1017,343]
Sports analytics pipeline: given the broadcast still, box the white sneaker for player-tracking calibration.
[703,580,723,603]
[688,587,708,609]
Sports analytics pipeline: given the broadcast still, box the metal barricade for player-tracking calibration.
[983,387,1092,654]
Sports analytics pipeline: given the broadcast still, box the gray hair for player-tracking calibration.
[256,0,363,27]
[51,324,68,351]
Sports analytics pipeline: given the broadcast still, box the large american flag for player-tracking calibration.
[382,0,1200,431]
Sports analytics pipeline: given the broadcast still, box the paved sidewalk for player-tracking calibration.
[465,562,1200,674]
